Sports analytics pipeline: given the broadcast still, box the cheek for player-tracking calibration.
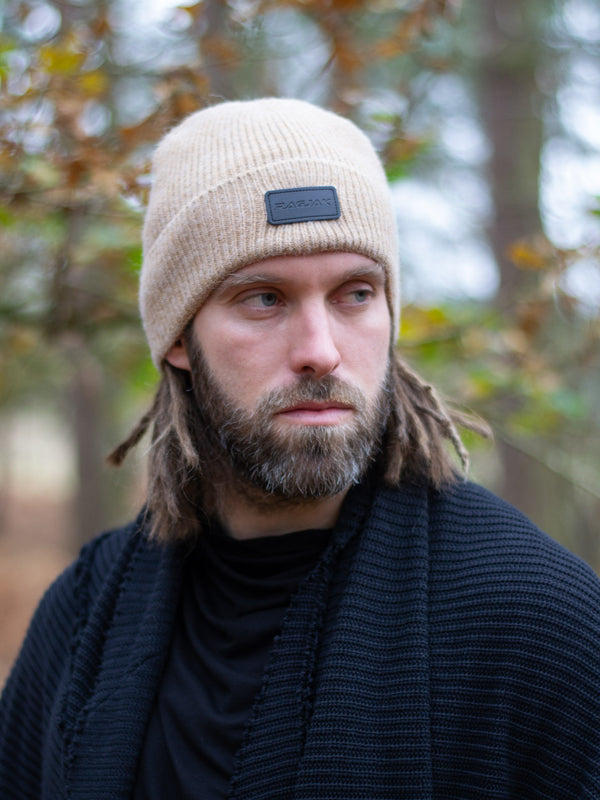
[366,348,391,395]
[207,335,285,406]
[193,311,281,402]
[343,320,390,387]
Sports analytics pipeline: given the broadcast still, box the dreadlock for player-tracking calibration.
[108,348,489,543]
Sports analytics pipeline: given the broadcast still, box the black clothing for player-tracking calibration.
[2,481,600,799]
[134,524,332,799]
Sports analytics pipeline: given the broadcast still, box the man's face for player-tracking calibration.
[169,252,392,497]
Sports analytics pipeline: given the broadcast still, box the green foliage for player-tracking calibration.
[0,0,463,405]
[0,0,599,555]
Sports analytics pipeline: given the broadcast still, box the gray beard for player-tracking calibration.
[187,336,391,500]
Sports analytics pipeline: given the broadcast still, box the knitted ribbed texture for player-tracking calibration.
[0,514,183,800]
[1,482,600,798]
[140,98,400,366]
[428,490,600,798]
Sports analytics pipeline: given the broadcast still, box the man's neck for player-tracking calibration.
[215,484,348,540]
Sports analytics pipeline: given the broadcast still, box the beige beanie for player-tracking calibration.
[140,97,399,367]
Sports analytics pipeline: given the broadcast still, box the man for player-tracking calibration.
[1,98,599,799]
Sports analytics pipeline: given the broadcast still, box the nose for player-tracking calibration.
[288,302,341,379]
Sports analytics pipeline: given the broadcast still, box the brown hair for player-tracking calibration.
[108,347,488,543]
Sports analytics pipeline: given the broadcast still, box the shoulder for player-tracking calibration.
[409,483,600,790]
[429,478,550,535]
[374,477,600,626]
[43,512,148,614]
[0,514,162,797]
[428,479,598,583]
[422,479,600,645]
[3,512,155,689]
[72,511,155,601]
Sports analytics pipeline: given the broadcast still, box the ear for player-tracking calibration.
[164,339,191,371]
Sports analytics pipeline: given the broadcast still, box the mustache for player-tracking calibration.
[256,375,367,415]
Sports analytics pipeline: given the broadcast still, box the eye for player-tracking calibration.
[241,291,280,309]
[351,289,371,303]
[258,292,278,307]
[334,283,375,306]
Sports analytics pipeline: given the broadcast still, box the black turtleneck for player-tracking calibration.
[133,522,332,800]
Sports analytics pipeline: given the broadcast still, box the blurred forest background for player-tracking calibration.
[0,0,599,683]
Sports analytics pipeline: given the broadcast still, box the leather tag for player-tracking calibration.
[265,186,341,225]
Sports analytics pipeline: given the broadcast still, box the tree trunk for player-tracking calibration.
[69,354,108,548]
[478,0,546,305]
[476,0,547,512]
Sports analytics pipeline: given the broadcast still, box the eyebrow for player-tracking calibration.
[215,262,385,295]
[216,272,286,292]
[337,264,386,283]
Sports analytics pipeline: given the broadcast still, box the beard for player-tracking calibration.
[186,335,391,501]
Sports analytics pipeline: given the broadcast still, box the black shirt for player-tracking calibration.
[134,522,332,800]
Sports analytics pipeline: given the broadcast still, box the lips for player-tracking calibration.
[275,401,354,425]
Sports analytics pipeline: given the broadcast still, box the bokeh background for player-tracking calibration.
[1,0,599,685]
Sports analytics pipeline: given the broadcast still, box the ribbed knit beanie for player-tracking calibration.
[140,97,399,367]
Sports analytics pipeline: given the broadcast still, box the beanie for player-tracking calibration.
[140,97,399,367]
